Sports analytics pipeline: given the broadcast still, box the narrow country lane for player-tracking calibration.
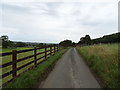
[39,48,101,88]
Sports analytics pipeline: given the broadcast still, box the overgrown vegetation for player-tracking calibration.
[59,40,76,47]
[76,44,119,88]
[78,32,120,45]
[4,48,68,88]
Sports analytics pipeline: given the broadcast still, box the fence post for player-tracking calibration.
[34,47,37,65]
[54,44,56,54]
[45,46,47,60]
[12,50,17,79]
[58,45,60,51]
[57,45,58,52]
[50,45,52,56]
[59,45,61,50]
[56,45,58,52]
[58,44,59,51]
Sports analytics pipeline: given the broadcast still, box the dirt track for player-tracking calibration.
[39,48,101,88]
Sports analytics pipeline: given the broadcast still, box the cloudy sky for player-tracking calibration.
[0,0,119,43]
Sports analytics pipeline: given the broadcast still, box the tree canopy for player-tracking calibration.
[78,35,91,45]
[78,32,120,45]
[59,40,73,47]
[1,35,9,41]
[1,35,14,48]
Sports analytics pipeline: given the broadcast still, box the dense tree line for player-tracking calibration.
[78,35,91,45]
[59,40,72,47]
[1,32,119,48]
[59,40,76,47]
[78,32,120,45]
[91,32,120,44]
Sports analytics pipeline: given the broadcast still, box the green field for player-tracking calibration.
[1,47,33,53]
[76,43,119,88]
[1,47,55,84]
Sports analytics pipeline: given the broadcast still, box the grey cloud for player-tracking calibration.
[1,1,118,43]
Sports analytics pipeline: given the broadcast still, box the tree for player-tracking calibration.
[1,35,13,48]
[1,35,8,41]
[84,35,91,45]
[15,42,27,47]
[79,35,91,45]
[91,32,120,44]
[36,43,44,47]
[72,42,76,47]
[59,40,72,47]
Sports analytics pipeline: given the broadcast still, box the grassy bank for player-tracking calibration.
[76,44,119,88]
[4,48,68,88]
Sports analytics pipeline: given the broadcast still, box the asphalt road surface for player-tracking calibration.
[39,48,101,88]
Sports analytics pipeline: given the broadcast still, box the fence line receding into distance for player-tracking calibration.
[0,44,60,86]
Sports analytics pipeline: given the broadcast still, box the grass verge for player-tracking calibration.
[4,48,68,88]
[76,44,119,88]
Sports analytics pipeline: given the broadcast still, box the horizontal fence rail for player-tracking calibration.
[0,44,61,86]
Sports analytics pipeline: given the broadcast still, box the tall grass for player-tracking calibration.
[76,43,119,88]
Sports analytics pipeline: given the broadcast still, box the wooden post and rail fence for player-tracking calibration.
[0,44,61,86]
